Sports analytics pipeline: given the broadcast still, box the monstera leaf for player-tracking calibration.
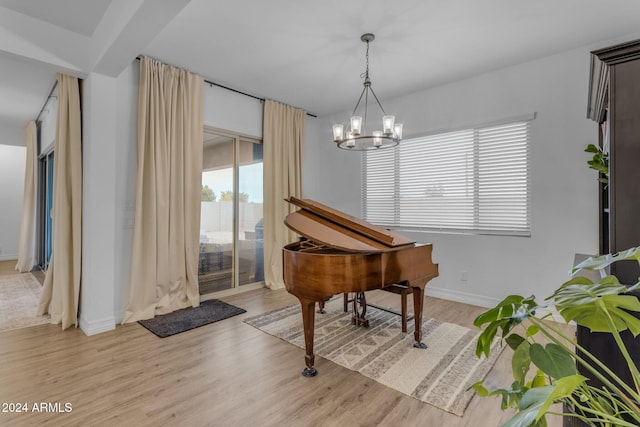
[473,295,538,358]
[571,246,640,276]
[529,343,576,379]
[549,277,640,335]
[503,376,587,427]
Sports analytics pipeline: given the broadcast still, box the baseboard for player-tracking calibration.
[0,254,17,262]
[114,308,124,325]
[425,286,501,309]
[425,286,570,324]
[79,313,116,336]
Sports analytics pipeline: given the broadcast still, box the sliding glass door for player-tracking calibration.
[37,150,54,270]
[199,128,263,295]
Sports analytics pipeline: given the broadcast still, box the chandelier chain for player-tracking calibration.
[361,40,370,81]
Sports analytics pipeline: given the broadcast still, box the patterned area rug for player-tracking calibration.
[0,273,50,332]
[244,298,503,416]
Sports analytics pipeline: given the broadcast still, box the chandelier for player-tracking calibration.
[332,33,403,150]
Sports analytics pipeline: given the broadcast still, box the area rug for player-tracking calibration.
[0,273,50,332]
[244,298,503,416]
[138,299,246,338]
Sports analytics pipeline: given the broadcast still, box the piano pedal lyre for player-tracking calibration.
[351,292,370,328]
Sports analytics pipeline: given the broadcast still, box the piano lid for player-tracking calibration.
[284,197,415,252]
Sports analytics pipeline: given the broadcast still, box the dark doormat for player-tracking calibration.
[138,299,246,338]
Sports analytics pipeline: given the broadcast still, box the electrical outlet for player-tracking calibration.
[460,270,468,281]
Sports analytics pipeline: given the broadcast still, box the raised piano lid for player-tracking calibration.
[285,197,415,252]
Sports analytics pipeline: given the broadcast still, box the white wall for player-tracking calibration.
[203,84,263,137]
[0,122,23,147]
[305,44,601,307]
[80,72,118,335]
[0,143,25,261]
[113,62,138,324]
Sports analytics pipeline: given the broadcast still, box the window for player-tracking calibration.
[362,115,532,236]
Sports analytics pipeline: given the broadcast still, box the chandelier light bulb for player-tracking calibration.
[346,132,356,148]
[373,131,383,147]
[350,116,363,136]
[382,115,395,135]
[394,123,403,140]
[333,124,344,142]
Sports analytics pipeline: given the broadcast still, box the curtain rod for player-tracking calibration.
[135,56,316,118]
[35,80,58,123]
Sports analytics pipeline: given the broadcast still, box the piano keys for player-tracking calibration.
[282,197,438,376]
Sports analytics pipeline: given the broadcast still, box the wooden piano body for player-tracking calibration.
[282,197,439,376]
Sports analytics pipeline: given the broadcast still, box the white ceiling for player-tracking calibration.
[0,0,111,37]
[2,0,640,131]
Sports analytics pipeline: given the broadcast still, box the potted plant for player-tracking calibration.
[472,247,640,427]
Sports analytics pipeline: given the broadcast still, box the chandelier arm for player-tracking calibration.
[363,87,369,132]
[351,85,368,116]
[367,86,388,116]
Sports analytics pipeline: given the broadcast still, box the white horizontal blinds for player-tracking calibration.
[399,130,475,230]
[362,118,531,236]
[477,122,530,235]
[363,145,397,225]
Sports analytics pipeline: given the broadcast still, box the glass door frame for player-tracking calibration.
[200,126,263,299]
[37,145,54,270]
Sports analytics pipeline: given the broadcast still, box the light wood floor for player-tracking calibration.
[0,259,18,275]
[0,259,45,284]
[0,285,567,427]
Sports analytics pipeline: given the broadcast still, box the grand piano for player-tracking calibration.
[282,197,439,376]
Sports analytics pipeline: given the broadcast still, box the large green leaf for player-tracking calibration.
[550,282,640,335]
[471,381,521,410]
[551,276,627,305]
[503,376,587,427]
[529,343,576,379]
[503,386,552,427]
[535,375,588,420]
[512,340,532,385]
[571,247,640,276]
[474,295,536,327]
[475,319,503,358]
[474,295,538,358]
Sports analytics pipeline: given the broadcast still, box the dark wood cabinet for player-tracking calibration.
[583,39,640,393]
[589,39,640,282]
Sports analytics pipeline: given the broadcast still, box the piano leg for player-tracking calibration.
[299,298,318,377]
[412,286,428,349]
[317,297,331,314]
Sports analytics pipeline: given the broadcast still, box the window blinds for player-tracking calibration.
[362,118,531,236]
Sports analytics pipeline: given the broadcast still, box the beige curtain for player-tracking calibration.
[122,56,204,323]
[263,99,304,290]
[15,121,38,272]
[37,74,82,330]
